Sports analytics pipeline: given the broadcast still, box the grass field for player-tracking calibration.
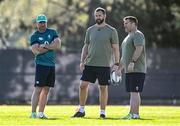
[0,105,180,126]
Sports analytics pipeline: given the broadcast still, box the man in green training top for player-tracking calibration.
[29,14,61,119]
[118,16,146,119]
[72,7,120,118]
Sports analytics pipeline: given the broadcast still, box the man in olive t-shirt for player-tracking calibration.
[118,16,146,119]
[72,7,120,118]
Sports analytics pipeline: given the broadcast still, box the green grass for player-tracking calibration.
[0,105,180,126]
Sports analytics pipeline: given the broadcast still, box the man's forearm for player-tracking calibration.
[48,38,61,50]
[112,44,120,64]
[118,61,124,71]
[32,45,48,55]
[80,44,88,63]
[34,47,48,55]
[114,49,120,63]
[131,46,143,62]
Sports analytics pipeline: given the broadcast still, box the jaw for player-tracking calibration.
[125,28,128,33]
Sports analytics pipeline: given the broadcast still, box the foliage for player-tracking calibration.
[0,0,180,51]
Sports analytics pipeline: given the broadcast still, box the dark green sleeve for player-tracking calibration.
[52,29,59,40]
[30,34,38,46]
[111,28,119,44]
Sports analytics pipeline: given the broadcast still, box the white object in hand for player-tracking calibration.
[111,71,122,83]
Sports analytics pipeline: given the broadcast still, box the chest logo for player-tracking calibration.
[48,34,51,39]
[38,37,43,41]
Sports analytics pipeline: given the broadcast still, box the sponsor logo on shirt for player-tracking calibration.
[38,37,43,41]
[48,35,51,39]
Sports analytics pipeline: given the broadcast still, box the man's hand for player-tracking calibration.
[47,38,61,50]
[40,44,49,50]
[116,69,122,76]
[31,44,48,56]
[112,63,119,72]
[128,62,134,72]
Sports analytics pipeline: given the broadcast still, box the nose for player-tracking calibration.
[40,23,45,26]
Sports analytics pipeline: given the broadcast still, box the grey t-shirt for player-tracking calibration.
[84,24,119,67]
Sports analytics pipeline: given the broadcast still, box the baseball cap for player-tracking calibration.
[36,14,47,23]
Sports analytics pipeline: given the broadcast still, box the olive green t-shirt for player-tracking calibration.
[84,24,119,67]
[121,30,146,73]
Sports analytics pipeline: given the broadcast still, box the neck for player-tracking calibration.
[38,29,46,33]
[129,27,137,33]
[96,22,106,27]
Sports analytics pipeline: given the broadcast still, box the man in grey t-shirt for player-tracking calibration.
[118,16,146,119]
[72,7,120,118]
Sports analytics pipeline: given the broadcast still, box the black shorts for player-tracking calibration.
[125,73,145,92]
[35,64,55,87]
[81,65,110,85]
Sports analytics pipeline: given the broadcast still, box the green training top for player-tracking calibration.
[29,28,59,66]
[84,24,119,67]
[121,30,146,73]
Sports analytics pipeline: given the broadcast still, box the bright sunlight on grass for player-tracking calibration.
[0,105,180,126]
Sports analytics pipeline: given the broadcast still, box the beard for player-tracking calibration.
[95,18,104,25]
[39,26,46,31]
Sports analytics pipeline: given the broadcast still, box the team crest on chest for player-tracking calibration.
[48,34,51,39]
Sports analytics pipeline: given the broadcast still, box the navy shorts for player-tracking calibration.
[81,65,110,85]
[125,73,145,92]
[35,64,55,87]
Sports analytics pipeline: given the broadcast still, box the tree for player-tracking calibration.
[0,0,180,50]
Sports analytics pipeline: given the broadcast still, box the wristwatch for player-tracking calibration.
[114,62,119,66]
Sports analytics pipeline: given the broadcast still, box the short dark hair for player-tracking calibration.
[95,7,106,15]
[123,16,138,26]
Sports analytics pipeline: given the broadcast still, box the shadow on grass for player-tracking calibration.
[30,117,60,120]
[119,118,154,121]
[76,117,154,121]
[46,117,59,120]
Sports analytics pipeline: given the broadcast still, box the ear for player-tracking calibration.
[132,22,136,26]
[104,14,106,18]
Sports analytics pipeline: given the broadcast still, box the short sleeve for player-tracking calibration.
[111,28,119,44]
[29,34,38,46]
[52,29,59,40]
[133,32,145,46]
